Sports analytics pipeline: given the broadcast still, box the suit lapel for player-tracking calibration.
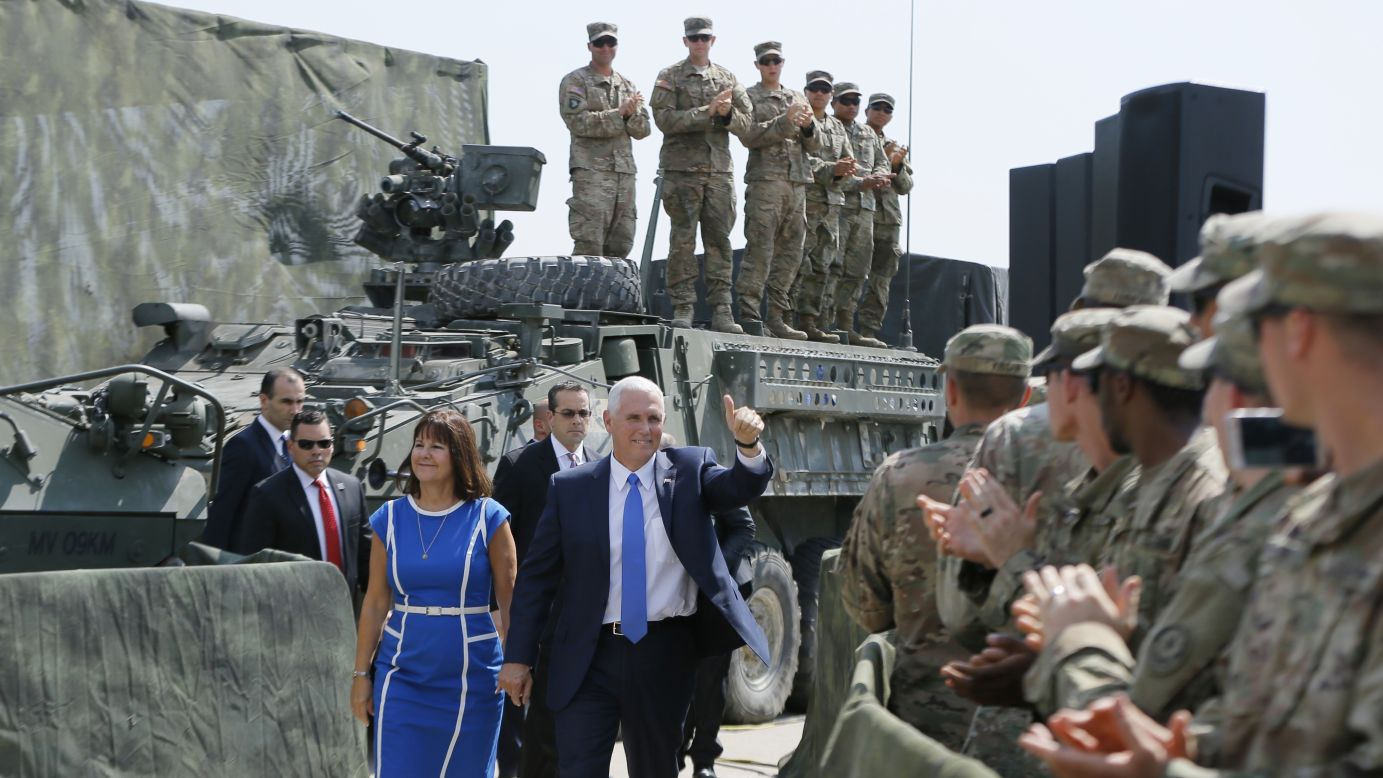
[655,450,675,539]
[591,457,612,587]
[288,471,321,560]
[537,438,559,477]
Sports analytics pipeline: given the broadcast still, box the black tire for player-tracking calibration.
[785,536,842,712]
[724,542,800,724]
[429,255,643,321]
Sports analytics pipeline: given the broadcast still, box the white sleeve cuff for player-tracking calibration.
[736,448,768,473]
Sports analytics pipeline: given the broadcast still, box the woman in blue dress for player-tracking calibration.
[352,409,518,777]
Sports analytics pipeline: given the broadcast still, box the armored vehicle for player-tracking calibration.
[0,113,947,723]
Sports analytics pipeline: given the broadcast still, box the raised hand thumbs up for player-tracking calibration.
[723,395,764,452]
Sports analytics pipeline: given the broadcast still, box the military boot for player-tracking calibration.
[858,327,890,349]
[798,314,840,343]
[671,304,695,329]
[710,305,745,335]
[837,310,887,348]
[765,308,808,340]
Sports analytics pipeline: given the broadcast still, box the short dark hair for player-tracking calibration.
[260,367,305,398]
[949,370,1028,413]
[290,408,328,438]
[398,409,491,500]
[1321,312,1383,368]
[547,381,589,411]
[1105,368,1205,418]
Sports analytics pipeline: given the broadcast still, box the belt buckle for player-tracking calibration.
[611,621,623,636]
[426,606,442,616]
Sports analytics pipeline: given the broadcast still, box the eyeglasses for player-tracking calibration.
[555,409,593,419]
[835,96,861,106]
[758,57,783,66]
[869,103,893,114]
[591,37,617,48]
[686,34,712,43]
[295,438,334,450]
[805,84,832,94]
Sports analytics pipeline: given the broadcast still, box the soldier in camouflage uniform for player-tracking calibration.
[793,70,856,343]
[1168,210,1270,335]
[840,325,1032,749]
[651,17,753,334]
[558,22,651,259]
[827,82,892,348]
[734,41,820,339]
[858,92,914,342]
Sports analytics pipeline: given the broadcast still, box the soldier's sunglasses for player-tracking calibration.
[805,84,833,94]
[758,57,783,66]
[555,409,593,419]
[591,37,617,48]
[295,438,334,450]
[835,96,861,106]
[869,102,893,114]
[686,34,712,43]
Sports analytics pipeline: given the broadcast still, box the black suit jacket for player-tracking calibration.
[507,446,772,712]
[492,438,597,568]
[233,466,372,594]
[714,505,756,590]
[201,419,287,549]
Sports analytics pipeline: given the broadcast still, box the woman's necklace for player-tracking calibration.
[416,504,452,560]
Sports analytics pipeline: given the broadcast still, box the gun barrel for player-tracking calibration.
[335,110,409,150]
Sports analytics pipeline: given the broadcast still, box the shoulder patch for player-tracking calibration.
[1144,625,1193,677]
[655,79,674,91]
[567,85,585,96]
[567,96,582,110]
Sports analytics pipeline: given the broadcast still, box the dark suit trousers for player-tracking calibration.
[497,695,523,777]
[554,618,698,778]
[519,642,559,778]
[681,652,730,770]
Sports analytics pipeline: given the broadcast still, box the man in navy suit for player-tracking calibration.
[203,368,306,550]
[500,376,772,778]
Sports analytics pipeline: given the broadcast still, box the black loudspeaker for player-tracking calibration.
[1053,153,1093,321]
[1009,164,1056,350]
[1112,83,1265,266]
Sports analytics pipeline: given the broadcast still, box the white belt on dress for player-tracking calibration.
[394,604,491,616]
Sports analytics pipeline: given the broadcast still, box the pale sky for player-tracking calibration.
[171,0,1383,267]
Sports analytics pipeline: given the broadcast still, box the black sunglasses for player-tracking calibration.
[686,34,712,43]
[835,95,861,106]
[295,438,334,450]
[805,83,832,94]
[869,103,893,114]
[591,37,617,48]
[555,408,592,419]
[758,57,783,66]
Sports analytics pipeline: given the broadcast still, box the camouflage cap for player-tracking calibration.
[1219,212,1383,316]
[754,41,783,60]
[1178,311,1267,395]
[683,16,714,36]
[1073,248,1172,309]
[1071,305,1204,390]
[833,82,862,98]
[939,324,1033,377]
[868,93,895,108]
[805,70,833,88]
[1167,211,1269,294]
[1031,308,1123,372]
[586,22,618,42]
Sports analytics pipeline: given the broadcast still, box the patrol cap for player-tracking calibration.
[939,324,1033,377]
[683,16,714,36]
[867,93,895,108]
[1072,248,1172,310]
[1178,311,1267,395]
[1167,211,1268,294]
[833,82,862,98]
[1072,305,1204,390]
[1219,212,1383,316]
[805,70,833,89]
[1031,308,1122,373]
[754,41,782,61]
[587,22,618,43]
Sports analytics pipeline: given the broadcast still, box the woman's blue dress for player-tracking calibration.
[370,495,510,777]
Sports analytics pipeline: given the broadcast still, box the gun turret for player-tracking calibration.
[336,110,454,175]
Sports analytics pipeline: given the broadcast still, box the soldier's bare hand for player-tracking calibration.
[940,633,1035,706]
[723,395,765,453]
[710,88,733,117]
[1012,593,1046,650]
[1019,696,1189,777]
[496,662,533,706]
[962,470,1039,568]
[619,95,638,118]
[888,143,909,167]
[786,102,811,127]
[920,493,990,565]
[1023,565,1142,646]
[833,157,857,177]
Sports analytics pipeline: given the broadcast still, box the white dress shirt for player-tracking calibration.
[257,415,288,461]
[602,448,767,624]
[292,463,342,562]
[551,435,586,470]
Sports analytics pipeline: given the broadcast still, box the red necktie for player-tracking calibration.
[314,478,344,571]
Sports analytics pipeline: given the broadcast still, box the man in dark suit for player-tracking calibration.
[500,377,772,778]
[493,398,551,489]
[492,383,596,778]
[233,409,371,596]
[202,368,306,550]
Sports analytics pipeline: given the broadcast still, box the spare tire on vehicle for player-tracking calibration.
[430,255,643,320]
[724,541,800,724]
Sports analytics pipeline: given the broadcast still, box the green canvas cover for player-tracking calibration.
[0,561,365,774]
[0,0,489,384]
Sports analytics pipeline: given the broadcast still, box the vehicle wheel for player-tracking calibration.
[724,542,800,724]
[786,536,842,711]
[429,255,643,320]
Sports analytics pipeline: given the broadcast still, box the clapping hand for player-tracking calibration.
[709,88,734,117]
[939,633,1036,706]
[833,156,858,177]
[787,102,812,127]
[918,493,990,564]
[1018,695,1192,778]
[619,92,643,118]
[1021,564,1142,648]
[724,395,764,454]
[958,469,1041,568]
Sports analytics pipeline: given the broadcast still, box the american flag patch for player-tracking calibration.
[655,79,674,91]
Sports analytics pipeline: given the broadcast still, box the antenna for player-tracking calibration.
[897,0,918,352]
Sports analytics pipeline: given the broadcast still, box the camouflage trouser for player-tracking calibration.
[736,180,806,320]
[834,205,875,326]
[889,643,978,751]
[795,197,842,318]
[960,706,1046,777]
[858,221,902,333]
[662,171,736,307]
[568,169,636,258]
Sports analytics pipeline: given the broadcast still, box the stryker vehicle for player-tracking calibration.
[0,112,947,723]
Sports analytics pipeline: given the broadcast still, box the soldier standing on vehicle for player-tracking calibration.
[839,325,1032,749]
[794,71,855,343]
[830,82,892,348]
[652,17,753,333]
[733,41,819,340]
[859,93,913,343]
[558,22,650,259]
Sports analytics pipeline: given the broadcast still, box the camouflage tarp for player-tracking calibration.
[0,0,489,383]
[0,561,365,774]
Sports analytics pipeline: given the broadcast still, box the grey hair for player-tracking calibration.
[607,376,664,416]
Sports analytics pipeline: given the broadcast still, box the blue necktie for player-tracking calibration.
[621,472,648,643]
[278,434,292,468]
